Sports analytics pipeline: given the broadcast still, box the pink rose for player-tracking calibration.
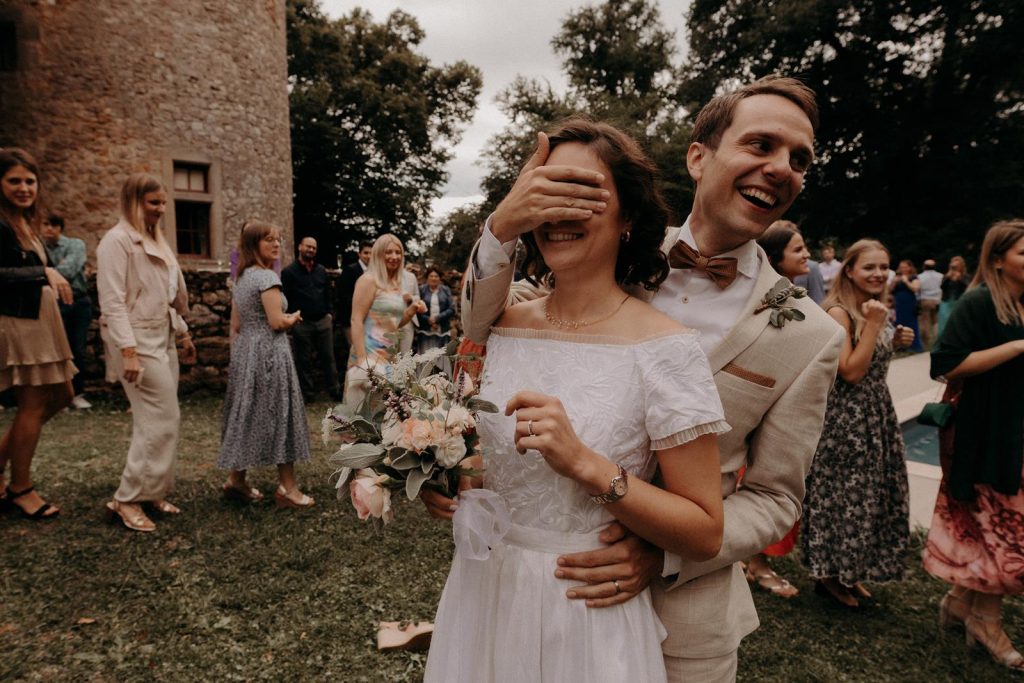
[402,418,435,452]
[349,469,394,523]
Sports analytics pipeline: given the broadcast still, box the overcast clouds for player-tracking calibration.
[321,1,690,220]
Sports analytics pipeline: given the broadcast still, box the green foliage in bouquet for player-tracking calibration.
[323,340,496,524]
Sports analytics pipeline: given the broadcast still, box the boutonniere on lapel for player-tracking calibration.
[754,278,808,328]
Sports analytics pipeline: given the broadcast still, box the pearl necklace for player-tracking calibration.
[543,294,630,331]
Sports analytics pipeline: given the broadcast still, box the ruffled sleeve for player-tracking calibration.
[637,332,730,450]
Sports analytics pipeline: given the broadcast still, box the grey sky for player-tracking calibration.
[321,1,691,220]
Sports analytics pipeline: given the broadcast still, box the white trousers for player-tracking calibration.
[107,323,180,502]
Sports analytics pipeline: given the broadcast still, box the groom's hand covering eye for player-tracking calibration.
[490,132,611,244]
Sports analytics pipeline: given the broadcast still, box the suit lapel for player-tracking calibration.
[707,248,782,373]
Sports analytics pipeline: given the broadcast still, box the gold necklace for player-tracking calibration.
[543,294,630,331]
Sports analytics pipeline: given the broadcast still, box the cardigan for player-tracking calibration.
[0,218,47,319]
[931,285,1024,500]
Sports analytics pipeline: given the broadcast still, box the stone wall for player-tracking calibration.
[0,0,294,264]
[80,269,236,395]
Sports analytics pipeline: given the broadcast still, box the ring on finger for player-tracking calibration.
[527,419,535,436]
[613,580,621,595]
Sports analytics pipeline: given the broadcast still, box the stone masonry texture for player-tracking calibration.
[0,0,294,263]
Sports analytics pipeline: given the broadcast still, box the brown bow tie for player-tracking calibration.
[668,240,739,289]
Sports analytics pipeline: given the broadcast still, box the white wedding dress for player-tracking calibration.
[424,328,728,682]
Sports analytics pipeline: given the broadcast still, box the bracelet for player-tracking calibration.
[121,347,138,359]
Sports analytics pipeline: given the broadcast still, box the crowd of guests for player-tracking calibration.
[0,147,457,532]
[1,86,1022,678]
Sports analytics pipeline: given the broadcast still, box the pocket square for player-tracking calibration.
[721,362,776,388]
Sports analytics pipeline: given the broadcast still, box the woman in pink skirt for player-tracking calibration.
[923,219,1024,671]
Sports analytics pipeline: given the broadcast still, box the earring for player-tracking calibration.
[621,231,631,243]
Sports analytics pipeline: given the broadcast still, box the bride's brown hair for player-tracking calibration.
[519,117,670,291]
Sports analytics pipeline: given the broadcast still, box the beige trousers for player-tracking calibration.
[664,649,738,683]
[107,322,180,503]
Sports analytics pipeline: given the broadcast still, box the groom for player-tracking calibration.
[458,76,844,680]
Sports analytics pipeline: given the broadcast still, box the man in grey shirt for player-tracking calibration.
[917,258,943,348]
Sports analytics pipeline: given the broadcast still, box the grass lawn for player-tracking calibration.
[2,394,1020,682]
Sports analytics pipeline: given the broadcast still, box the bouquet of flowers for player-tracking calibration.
[323,342,495,525]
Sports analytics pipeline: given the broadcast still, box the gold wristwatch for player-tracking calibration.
[590,464,628,505]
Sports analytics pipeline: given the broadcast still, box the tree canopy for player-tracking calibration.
[681,0,1024,261]
[478,0,693,223]
[287,0,482,262]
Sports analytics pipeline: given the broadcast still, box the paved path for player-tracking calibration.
[885,352,944,530]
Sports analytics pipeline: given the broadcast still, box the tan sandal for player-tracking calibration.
[939,591,972,629]
[274,486,315,509]
[222,483,264,504]
[965,611,1024,671]
[106,500,155,532]
[745,566,799,598]
[149,499,181,515]
[377,621,433,652]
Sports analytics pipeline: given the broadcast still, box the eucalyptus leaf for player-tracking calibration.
[390,451,422,470]
[405,467,432,500]
[791,308,806,320]
[420,450,436,473]
[328,443,385,468]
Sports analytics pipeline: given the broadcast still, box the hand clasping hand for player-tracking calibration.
[555,521,664,608]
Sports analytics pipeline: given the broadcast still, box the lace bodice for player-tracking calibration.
[476,328,728,535]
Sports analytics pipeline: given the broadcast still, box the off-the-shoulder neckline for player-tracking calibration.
[488,326,699,346]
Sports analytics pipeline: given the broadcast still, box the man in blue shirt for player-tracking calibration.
[41,214,92,409]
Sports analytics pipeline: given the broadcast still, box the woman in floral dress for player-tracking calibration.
[923,220,1024,672]
[344,234,425,406]
[801,239,915,608]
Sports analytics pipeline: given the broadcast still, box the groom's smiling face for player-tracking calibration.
[687,94,815,253]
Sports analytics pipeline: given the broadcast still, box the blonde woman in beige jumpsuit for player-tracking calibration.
[97,173,196,532]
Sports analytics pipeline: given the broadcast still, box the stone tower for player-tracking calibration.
[0,0,293,266]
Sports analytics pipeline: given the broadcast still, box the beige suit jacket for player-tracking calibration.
[460,226,844,658]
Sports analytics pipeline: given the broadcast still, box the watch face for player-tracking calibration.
[612,477,628,497]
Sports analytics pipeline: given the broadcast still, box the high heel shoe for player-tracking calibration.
[939,591,972,629]
[274,486,315,509]
[105,500,156,532]
[965,611,1024,671]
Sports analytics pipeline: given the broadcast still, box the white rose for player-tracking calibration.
[434,433,468,469]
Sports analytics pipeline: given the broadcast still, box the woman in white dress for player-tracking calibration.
[423,119,729,682]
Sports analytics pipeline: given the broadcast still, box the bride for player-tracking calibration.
[422,119,729,682]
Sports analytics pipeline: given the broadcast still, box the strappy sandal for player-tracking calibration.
[148,499,181,515]
[377,621,434,652]
[105,500,156,532]
[274,486,315,509]
[7,486,60,521]
[940,591,972,629]
[222,483,264,504]
[745,565,799,598]
[965,611,1024,671]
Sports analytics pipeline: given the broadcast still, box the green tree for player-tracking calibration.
[424,201,491,272]
[287,0,482,262]
[478,0,694,223]
[680,0,1024,262]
